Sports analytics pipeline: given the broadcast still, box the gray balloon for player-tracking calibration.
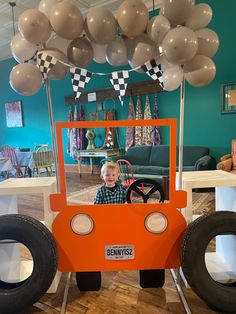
[10,63,42,96]
[67,37,93,68]
[106,37,128,66]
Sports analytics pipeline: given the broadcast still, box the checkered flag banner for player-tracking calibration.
[24,51,38,64]
[30,51,38,63]
[109,71,129,106]
[70,67,93,100]
[37,52,57,81]
[141,59,164,89]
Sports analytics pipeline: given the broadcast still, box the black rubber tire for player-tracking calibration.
[181,211,236,313]
[126,178,165,203]
[0,214,58,314]
[76,271,101,291]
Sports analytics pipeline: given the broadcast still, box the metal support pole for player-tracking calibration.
[170,269,192,314]
[60,272,71,314]
[45,79,60,191]
[178,79,185,190]
[176,79,186,289]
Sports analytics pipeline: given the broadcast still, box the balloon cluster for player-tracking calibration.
[9,0,219,96]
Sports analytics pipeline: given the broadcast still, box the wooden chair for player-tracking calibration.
[0,144,28,178]
[34,143,49,150]
[32,146,54,177]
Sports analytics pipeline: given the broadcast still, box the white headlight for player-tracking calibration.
[71,214,94,235]
[145,212,167,234]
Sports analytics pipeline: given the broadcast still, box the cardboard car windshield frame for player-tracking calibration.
[56,118,177,199]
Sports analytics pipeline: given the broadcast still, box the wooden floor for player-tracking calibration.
[14,173,223,314]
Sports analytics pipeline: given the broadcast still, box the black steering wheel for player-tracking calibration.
[126,178,165,204]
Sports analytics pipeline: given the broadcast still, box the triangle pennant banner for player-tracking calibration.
[24,50,38,64]
[37,52,57,81]
[109,70,129,106]
[70,67,93,100]
[141,59,164,89]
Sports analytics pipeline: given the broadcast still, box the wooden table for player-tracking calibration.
[176,170,236,222]
[77,149,120,176]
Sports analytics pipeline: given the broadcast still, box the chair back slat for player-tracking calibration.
[33,146,54,176]
[116,159,135,186]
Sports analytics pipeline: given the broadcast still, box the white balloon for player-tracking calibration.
[9,63,43,96]
[18,9,52,45]
[147,15,171,45]
[46,33,70,55]
[184,55,216,87]
[10,33,42,63]
[161,0,195,27]
[185,3,213,30]
[37,48,69,80]
[162,26,198,64]
[159,54,176,71]
[163,66,183,91]
[38,0,60,18]
[128,34,160,70]
[92,43,107,64]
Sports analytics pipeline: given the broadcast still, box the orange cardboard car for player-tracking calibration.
[50,119,187,277]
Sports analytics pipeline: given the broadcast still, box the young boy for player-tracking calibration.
[94,162,127,204]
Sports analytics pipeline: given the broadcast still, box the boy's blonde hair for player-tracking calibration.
[101,161,120,177]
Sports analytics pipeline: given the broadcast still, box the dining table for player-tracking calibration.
[0,157,14,178]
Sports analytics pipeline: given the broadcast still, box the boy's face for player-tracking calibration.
[102,168,119,187]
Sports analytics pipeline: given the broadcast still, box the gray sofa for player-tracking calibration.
[112,145,216,178]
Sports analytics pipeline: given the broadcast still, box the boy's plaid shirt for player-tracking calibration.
[94,184,127,204]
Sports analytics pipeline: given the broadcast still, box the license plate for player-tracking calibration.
[105,245,134,260]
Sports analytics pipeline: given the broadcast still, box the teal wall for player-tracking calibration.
[0,0,235,164]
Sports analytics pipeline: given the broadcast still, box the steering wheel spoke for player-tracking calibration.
[126,178,165,204]
[132,185,145,197]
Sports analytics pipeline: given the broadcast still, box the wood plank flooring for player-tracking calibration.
[13,173,224,314]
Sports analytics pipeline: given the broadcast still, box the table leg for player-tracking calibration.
[162,176,169,200]
[0,195,21,282]
[78,155,81,177]
[27,167,32,177]
[182,184,193,222]
[90,157,93,175]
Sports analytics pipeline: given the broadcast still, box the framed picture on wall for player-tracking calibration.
[221,82,236,114]
[5,100,24,127]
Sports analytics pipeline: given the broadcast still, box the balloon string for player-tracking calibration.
[36,52,145,76]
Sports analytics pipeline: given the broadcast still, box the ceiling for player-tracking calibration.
[0,0,162,61]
